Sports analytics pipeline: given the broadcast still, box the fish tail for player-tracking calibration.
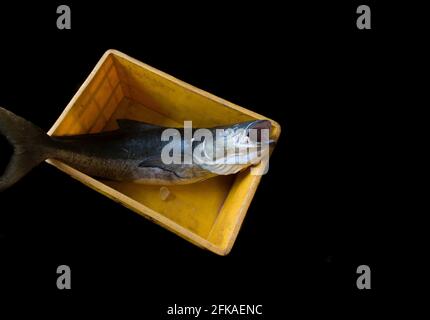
[0,107,52,191]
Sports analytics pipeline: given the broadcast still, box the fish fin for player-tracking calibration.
[117,119,165,132]
[138,158,182,178]
[0,107,51,192]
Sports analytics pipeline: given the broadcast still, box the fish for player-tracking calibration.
[0,106,273,191]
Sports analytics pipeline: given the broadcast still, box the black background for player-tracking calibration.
[0,0,415,316]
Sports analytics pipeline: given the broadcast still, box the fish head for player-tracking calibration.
[193,120,274,175]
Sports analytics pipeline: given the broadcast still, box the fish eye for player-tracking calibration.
[0,133,13,177]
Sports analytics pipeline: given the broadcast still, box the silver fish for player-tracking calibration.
[0,107,273,191]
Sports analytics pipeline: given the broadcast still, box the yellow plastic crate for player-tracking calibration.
[47,50,281,255]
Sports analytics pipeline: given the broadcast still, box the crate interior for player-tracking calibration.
[52,52,271,249]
